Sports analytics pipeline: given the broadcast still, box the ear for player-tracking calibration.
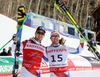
[50,36,51,38]
[35,32,37,36]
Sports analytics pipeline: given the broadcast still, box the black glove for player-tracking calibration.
[59,38,66,45]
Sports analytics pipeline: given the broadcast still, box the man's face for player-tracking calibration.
[50,33,60,44]
[35,30,45,42]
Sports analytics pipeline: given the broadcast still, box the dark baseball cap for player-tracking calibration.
[36,26,46,33]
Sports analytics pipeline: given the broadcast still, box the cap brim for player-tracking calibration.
[36,29,46,33]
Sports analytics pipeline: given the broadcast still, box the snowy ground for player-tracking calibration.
[40,70,100,77]
[69,70,100,77]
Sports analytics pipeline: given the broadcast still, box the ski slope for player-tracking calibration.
[0,14,17,52]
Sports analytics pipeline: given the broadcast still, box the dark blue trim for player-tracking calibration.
[69,47,80,54]
[68,71,71,77]
[37,72,40,77]
[43,55,48,62]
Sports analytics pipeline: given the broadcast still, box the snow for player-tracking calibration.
[0,14,17,52]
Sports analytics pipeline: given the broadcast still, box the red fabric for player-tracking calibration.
[54,72,68,77]
[50,66,68,77]
[22,40,45,75]
[50,66,68,73]
[25,67,39,76]
[80,43,84,48]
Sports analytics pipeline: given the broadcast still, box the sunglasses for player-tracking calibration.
[36,31,45,35]
[51,36,59,38]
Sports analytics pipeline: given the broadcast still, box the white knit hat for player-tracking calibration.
[51,30,60,36]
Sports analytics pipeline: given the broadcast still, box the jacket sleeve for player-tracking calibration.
[42,47,48,62]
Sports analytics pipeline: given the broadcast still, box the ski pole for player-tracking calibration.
[0,38,12,51]
[0,31,20,51]
[54,0,100,60]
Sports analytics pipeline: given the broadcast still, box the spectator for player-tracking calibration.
[8,47,12,56]
[0,48,9,56]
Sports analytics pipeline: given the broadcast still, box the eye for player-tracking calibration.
[51,36,59,38]
[37,32,45,35]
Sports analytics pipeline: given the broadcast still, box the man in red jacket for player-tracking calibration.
[13,26,48,77]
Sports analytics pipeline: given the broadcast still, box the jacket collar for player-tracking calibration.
[51,44,60,47]
[30,37,41,45]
